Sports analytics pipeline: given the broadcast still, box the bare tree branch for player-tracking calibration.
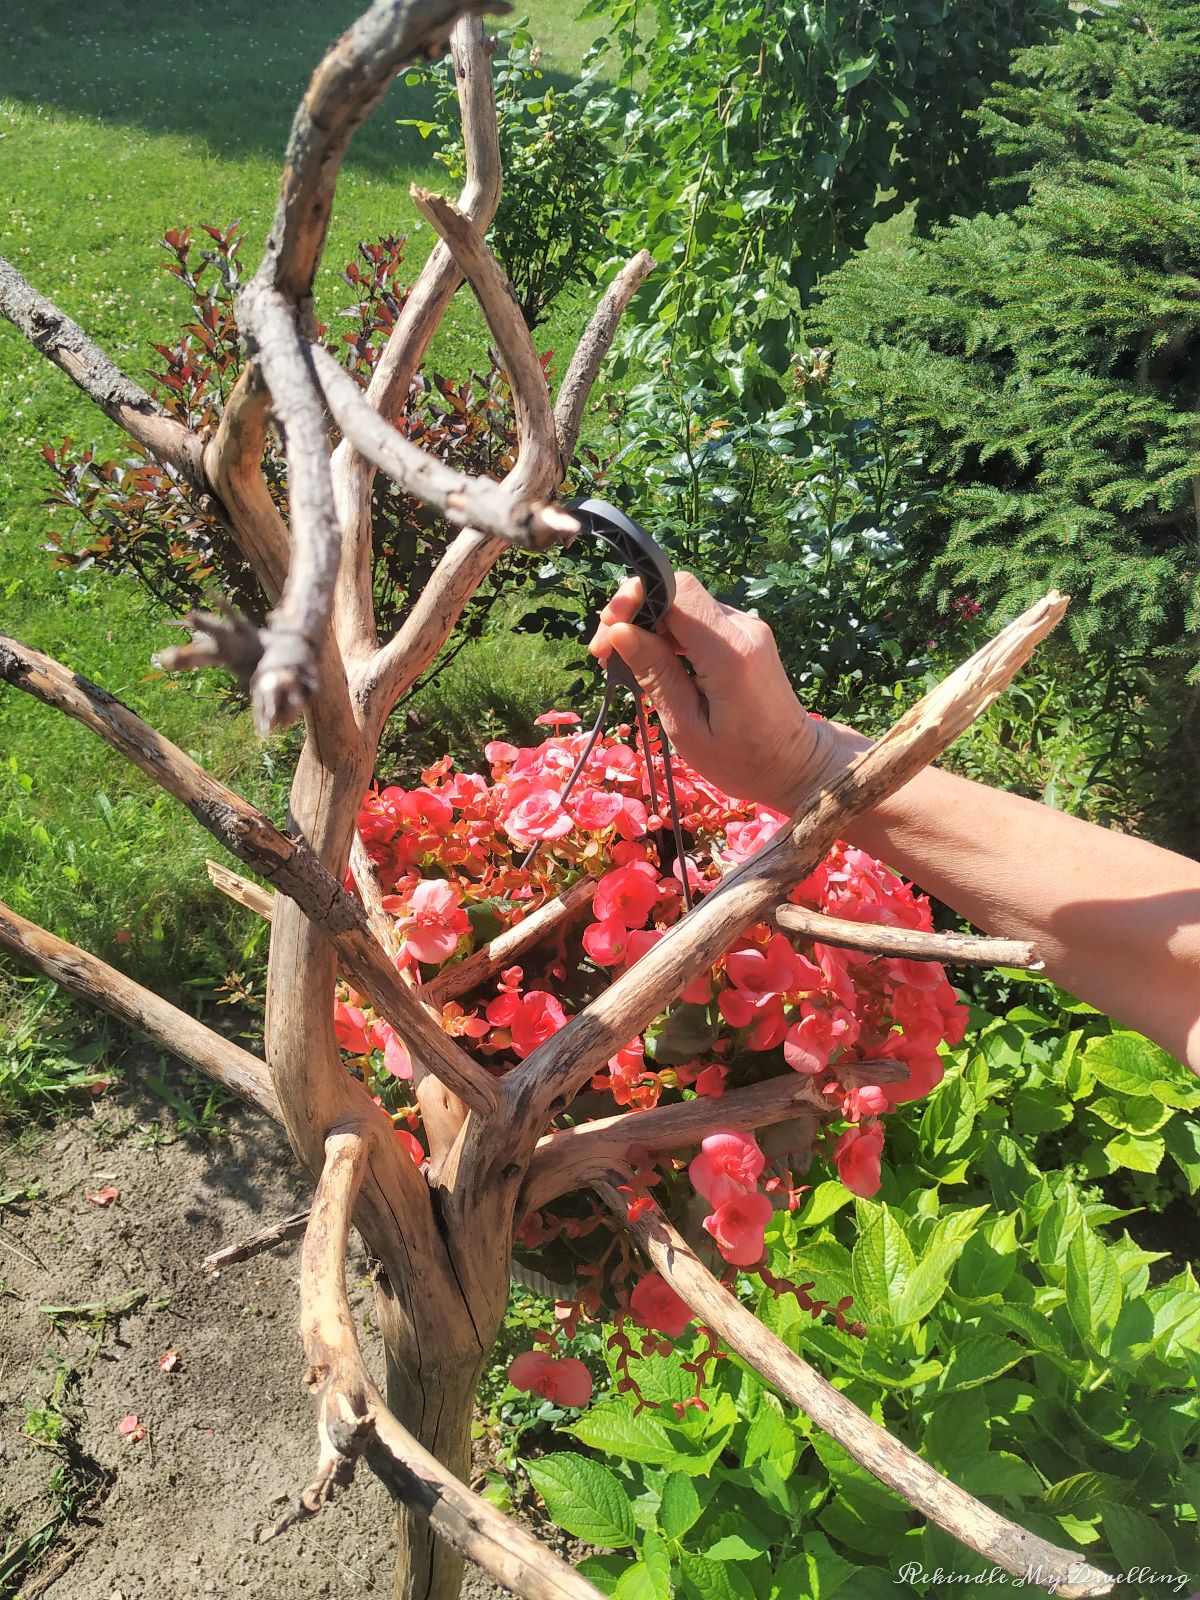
[204,1210,311,1271]
[313,344,577,550]
[0,899,279,1120]
[522,1073,831,1213]
[0,253,205,480]
[554,250,655,464]
[0,633,496,1118]
[772,903,1042,969]
[281,1131,606,1600]
[507,593,1070,1133]
[207,859,275,921]
[202,366,290,603]
[597,1181,1114,1600]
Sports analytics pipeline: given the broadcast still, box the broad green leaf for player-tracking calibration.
[632,1352,695,1408]
[1037,1191,1085,1268]
[1088,1094,1171,1134]
[659,1471,702,1540]
[797,1180,854,1228]
[955,1211,1019,1299]
[957,1450,1043,1500]
[569,1405,676,1465]
[679,1552,756,1600]
[703,1532,767,1561]
[577,1555,627,1596]
[615,1533,671,1600]
[743,1394,798,1476]
[894,1206,987,1324]
[1065,1225,1123,1353]
[851,1206,914,1325]
[933,1333,1025,1391]
[614,1564,658,1600]
[1044,1471,1132,1517]
[982,1133,1040,1210]
[919,1075,977,1157]
[1164,1116,1200,1192]
[818,1486,912,1558]
[836,52,877,92]
[1100,1501,1180,1574]
[1084,1031,1182,1100]
[1104,1130,1165,1173]
[526,1455,636,1548]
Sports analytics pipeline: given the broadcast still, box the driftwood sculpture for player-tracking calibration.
[0,4,1116,1597]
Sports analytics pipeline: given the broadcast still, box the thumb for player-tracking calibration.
[609,623,704,747]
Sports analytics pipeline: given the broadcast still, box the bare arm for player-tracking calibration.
[592,573,1200,1073]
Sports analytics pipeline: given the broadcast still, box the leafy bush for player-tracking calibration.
[519,987,1200,1596]
[815,0,1200,669]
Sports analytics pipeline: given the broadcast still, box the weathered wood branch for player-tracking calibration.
[410,188,559,486]
[0,253,205,480]
[202,367,290,602]
[0,899,279,1120]
[313,343,578,551]
[522,1072,832,1214]
[206,859,275,921]
[281,1131,605,1600]
[0,633,496,1118]
[553,250,655,465]
[507,593,1069,1133]
[204,1210,311,1271]
[599,1181,1113,1599]
[772,903,1042,969]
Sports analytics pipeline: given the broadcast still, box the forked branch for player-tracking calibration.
[554,250,655,464]
[0,633,496,1118]
[598,1182,1114,1600]
[286,1130,605,1600]
[0,899,279,1120]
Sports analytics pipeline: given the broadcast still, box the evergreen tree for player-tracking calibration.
[816,0,1200,669]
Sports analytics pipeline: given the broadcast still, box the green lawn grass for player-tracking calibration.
[0,0,598,1089]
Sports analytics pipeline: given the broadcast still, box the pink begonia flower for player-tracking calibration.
[383,1030,413,1080]
[613,795,649,840]
[396,786,454,831]
[534,709,582,727]
[843,1083,888,1120]
[396,879,469,964]
[689,1129,766,1208]
[783,1004,858,1075]
[680,967,714,1005]
[583,917,628,965]
[725,933,817,998]
[629,1273,695,1338]
[510,991,567,1058]
[621,928,663,970]
[484,740,520,767]
[604,1039,650,1106]
[117,1413,147,1441]
[601,744,641,784]
[834,1121,885,1197]
[694,1063,728,1098]
[509,1351,593,1407]
[720,807,785,865]
[703,1190,774,1266]
[718,986,789,1051]
[397,1130,425,1166]
[501,780,573,846]
[593,862,658,927]
[570,788,624,830]
[334,999,371,1055]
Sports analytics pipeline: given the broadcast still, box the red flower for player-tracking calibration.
[582,917,628,965]
[593,862,658,927]
[834,1121,885,1197]
[694,1063,727,1098]
[629,1273,694,1338]
[703,1191,774,1266]
[508,1351,592,1407]
[783,1004,857,1075]
[395,879,469,964]
[397,1130,425,1166]
[501,780,573,846]
[334,999,371,1055]
[571,788,624,830]
[534,709,582,727]
[689,1129,766,1208]
[510,991,568,1058]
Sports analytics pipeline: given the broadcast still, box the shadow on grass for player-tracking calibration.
[0,0,588,174]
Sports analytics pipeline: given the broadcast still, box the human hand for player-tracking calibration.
[588,571,852,815]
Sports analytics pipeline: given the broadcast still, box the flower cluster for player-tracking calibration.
[335,714,966,1407]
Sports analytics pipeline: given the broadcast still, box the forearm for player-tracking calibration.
[827,735,1200,1071]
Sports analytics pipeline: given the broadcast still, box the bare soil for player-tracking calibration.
[0,1080,544,1600]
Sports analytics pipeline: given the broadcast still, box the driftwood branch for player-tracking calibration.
[282,1131,605,1600]
[508,593,1070,1132]
[313,342,577,550]
[598,1181,1114,1600]
[772,904,1042,969]
[0,899,279,1120]
[522,1072,832,1214]
[0,253,205,480]
[202,367,290,603]
[0,633,496,1118]
[204,1210,311,1271]
[553,250,655,464]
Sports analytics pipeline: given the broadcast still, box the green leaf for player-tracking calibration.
[894,1207,987,1324]
[615,1533,672,1600]
[851,1206,914,1326]
[1100,1501,1180,1574]
[1084,1031,1179,1099]
[836,52,877,92]
[1164,1116,1200,1192]
[679,1552,757,1600]
[797,1180,854,1228]
[1065,1224,1123,1354]
[577,1555,628,1596]
[525,1455,636,1548]
[1043,1471,1132,1517]
[1103,1130,1165,1173]
[1037,1191,1085,1268]
[743,1394,797,1477]
[703,1532,767,1561]
[569,1405,676,1465]
[1088,1094,1171,1134]
[659,1471,702,1540]
[919,1074,977,1157]
[955,1212,1019,1299]
[933,1333,1025,1391]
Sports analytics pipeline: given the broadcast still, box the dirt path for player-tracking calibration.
[0,1082,522,1600]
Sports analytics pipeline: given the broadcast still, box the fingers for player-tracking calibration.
[607,622,704,749]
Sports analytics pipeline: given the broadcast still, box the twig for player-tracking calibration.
[509,593,1070,1130]
[553,250,654,464]
[0,633,496,1119]
[313,343,578,551]
[598,1181,1114,1599]
[201,365,290,603]
[278,1131,605,1600]
[0,253,204,480]
[204,1211,311,1271]
[772,904,1042,969]
[0,898,279,1120]
[206,859,274,920]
